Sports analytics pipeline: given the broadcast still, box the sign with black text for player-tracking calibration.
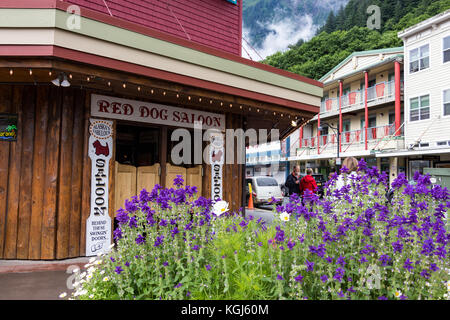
[86,118,113,257]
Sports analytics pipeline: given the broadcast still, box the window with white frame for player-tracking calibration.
[410,95,430,121]
[409,44,429,73]
[444,36,450,63]
[444,89,450,116]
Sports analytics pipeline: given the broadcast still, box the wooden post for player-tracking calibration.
[364,71,369,150]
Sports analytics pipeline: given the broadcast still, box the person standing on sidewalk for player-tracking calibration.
[300,168,318,196]
[285,165,301,196]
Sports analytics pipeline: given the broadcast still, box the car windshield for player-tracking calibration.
[256,177,278,187]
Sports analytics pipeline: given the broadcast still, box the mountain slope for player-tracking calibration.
[262,0,450,80]
[243,0,349,56]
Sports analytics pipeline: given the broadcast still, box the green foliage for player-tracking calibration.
[263,0,450,80]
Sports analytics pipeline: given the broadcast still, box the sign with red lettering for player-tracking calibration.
[91,94,225,131]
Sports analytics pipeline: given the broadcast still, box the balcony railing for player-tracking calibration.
[320,80,403,113]
[300,124,402,151]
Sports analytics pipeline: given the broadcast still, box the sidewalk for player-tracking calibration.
[0,257,89,300]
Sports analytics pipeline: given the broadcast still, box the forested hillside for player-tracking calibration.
[263,0,450,80]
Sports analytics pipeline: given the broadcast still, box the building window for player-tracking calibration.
[410,95,430,121]
[444,36,450,63]
[444,89,450,116]
[409,44,429,73]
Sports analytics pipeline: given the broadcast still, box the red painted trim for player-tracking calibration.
[394,61,401,137]
[339,81,343,153]
[364,71,368,150]
[239,0,243,57]
[0,0,323,88]
[299,127,303,148]
[0,45,319,113]
[317,112,320,155]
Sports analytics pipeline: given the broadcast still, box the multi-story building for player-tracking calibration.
[396,10,450,176]
[288,47,406,183]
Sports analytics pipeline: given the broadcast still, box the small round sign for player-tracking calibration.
[89,120,113,140]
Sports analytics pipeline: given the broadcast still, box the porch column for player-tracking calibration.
[317,113,320,154]
[395,60,401,136]
[299,126,303,148]
[364,71,369,150]
[339,80,343,153]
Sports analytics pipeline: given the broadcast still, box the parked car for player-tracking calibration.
[245,176,283,206]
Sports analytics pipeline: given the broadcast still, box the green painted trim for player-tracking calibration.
[322,54,404,86]
[0,8,322,97]
[319,47,404,82]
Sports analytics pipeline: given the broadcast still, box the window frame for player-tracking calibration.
[443,89,450,117]
[409,44,430,74]
[409,94,431,122]
[443,35,450,64]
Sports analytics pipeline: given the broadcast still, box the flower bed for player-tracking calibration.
[68,160,449,300]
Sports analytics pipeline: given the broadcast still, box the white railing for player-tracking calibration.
[321,80,403,114]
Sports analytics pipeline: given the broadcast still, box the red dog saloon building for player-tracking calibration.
[0,0,322,259]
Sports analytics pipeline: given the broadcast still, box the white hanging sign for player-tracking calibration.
[209,131,224,202]
[86,118,113,257]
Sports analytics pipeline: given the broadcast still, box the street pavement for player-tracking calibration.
[0,270,74,300]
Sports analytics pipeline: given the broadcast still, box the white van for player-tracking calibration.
[245,176,283,205]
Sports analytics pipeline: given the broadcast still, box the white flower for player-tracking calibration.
[100,270,105,275]
[87,266,96,274]
[86,274,93,280]
[394,290,402,298]
[212,201,229,216]
[103,276,109,282]
[279,211,290,222]
[89,294,94,299]
[73,281,80,287]
[59,292,67,298]
[109,243,115,249]
[92,288,97,292]
[95,260,102,265]
[79,272,86,279]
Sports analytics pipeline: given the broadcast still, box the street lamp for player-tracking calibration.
[318,122,341,172]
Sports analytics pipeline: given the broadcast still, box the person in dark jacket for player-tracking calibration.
[285,165,301,196]
[300,168,318,196]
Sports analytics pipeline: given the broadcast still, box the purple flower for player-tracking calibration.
[173,175,184,188]
[420,269,431,279]
[124,199,138,212]
[430,263,439,272]
[174,283,183,289]
[110,257,115,263]
[287,239,296,250]
[275,226,285,242]
[403,259,414,272]
[154,235,164,247]
[337,290,345,298]
[320,275,328,283]
[378,296,388,300]
[125,261,130,267]
[325,256,333,264]
[333,267,345,282]
[257,242,263,247]
[305,259,314,272]
[392,241,403,254]
[276,274,284,280]
[113,228,123,240]
[128,216,138,229]
[192,245,200,251]
[336,256,346,267]
[359,256,368,263]
[115,266,123,274]
[205,264,212,271]
[135,234,146,245]
[294,274,303,282]
[379,254,391,267]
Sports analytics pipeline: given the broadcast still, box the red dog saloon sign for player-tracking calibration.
[91,94,225,131]
[86,119,113,257]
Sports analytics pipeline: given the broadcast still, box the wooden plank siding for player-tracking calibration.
[0,85,247,259]
[0,84,90,259]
